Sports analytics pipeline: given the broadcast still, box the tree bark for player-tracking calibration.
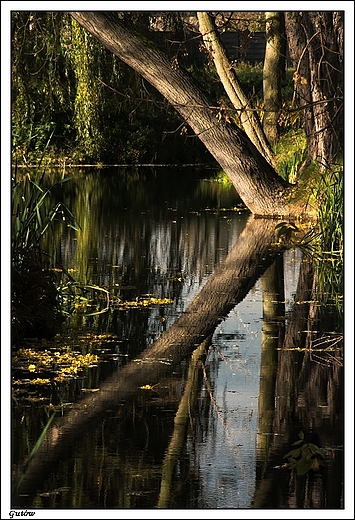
[69,11,311,218]
[263,12,284,145]
[285,12,343,166]
[197,12,276,168]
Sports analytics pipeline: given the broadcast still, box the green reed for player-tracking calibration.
[299,166,343,317]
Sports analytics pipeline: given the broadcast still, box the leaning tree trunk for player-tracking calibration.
[197,12,276,168]
[70,12,312,218]
[285,12,343,167]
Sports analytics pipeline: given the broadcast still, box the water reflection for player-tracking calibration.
[11,168,343,511]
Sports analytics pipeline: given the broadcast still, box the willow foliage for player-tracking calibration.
[65,18,103,158]
[11,12,197,164]
[12,12,71,157]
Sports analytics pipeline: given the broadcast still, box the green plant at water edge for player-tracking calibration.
[12,410,56,496]
[12,155,80,343]
[315,167,343,312]
[12,171,78,267]
[277,165,343,322]
[283,431,325,476]
[213,170,232,186]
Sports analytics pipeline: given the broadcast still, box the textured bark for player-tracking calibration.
[197,12,276,167]
[69,12,310,218]
[285,12,343,166]
[263,12,284,145]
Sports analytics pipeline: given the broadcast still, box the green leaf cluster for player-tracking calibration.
[283,431,325,476]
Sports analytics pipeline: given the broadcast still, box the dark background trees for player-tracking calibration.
[284,12,343,167]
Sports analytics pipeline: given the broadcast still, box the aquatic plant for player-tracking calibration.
[275,164,343,323]
[283,431,325,476]
[12,410,56,497]
[11,153,79,343]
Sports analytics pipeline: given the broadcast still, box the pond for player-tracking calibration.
[11,167,344,514]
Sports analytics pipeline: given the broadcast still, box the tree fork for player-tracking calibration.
[70,12,314,218]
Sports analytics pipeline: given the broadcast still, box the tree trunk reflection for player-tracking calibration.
[257,255,285,473]
[12,216,284,505]
[252,257,343,508]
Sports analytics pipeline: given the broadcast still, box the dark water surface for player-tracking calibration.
[11,167,344,513]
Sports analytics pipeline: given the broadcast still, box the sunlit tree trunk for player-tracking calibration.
[197,12,276,168]
[69,11,313,218]
[263,12,284,145]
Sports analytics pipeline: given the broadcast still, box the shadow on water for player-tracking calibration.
[11,168,343,510]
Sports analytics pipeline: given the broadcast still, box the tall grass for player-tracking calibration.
[298,166,343,319]
[274,129,308,184]
[315,167,343,315]
[11,154,80,342]
[12,411,56,497]
[12,166,78,269]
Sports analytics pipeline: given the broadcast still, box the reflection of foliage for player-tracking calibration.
[12,409,56,497]
[283,431,325,476]
[57,275,173,317]
[58,281,110,317]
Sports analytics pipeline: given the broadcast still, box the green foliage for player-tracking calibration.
[276,164,343,322]
[233,62,264,100]
[65,18,104,159]
[11,151,80,342]
[274,129,308,183]
[214,170,233,186]
[11,12,209,166]
[12,169,78,267]
[313,167,343,317]
[283,431,325,476]
[12,13,74,161]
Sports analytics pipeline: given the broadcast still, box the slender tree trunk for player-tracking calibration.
[263,12,284,145]
[69,12,312,218]
[285,12,343,166]
[197,12,276,168]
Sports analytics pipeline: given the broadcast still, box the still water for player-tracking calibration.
[11,167,344,512]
